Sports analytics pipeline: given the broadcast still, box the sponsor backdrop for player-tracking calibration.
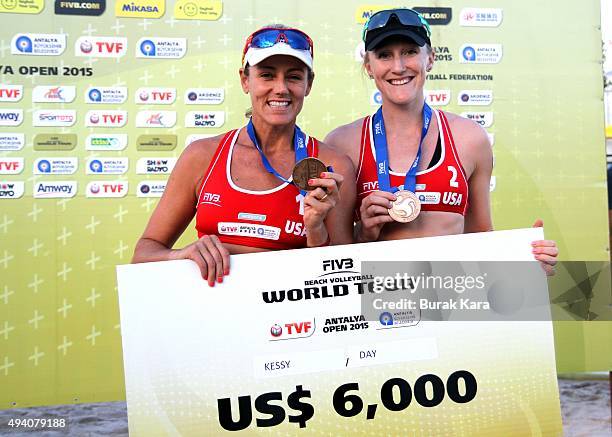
[0,0,608,407]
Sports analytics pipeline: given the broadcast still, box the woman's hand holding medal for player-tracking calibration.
[293,157,344,245]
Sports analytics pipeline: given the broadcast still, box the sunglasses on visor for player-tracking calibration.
[362,8,431,42]
[242,28,314,65]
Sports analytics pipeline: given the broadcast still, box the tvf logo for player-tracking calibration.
[269,320,314,340]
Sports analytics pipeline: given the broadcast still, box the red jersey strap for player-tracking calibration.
[195,130,237,207]
[437,111,468,185]
[356,116,370,182]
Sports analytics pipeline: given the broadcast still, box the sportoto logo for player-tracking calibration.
[85,110,127,127]
[136,37,187,59]
[136,110,176,128]
[460,44,503,64]
[185,111,225,128]
[32,86,76,103]
[85,87,127,104]
[460,8,503,27]
[0,85,23,102]
[0,110,23,126]
[75,36,127,58]
[11,33,66,56]
[135,87,176,104]
[33,110,76,127]
[457,90,493,106]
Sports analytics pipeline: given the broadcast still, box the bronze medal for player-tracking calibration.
[292,157,327,191]
[388,190,421,223]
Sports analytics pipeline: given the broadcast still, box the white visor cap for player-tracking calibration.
[243,42,313,70]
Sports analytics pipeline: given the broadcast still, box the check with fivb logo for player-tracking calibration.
[117,229,562,436]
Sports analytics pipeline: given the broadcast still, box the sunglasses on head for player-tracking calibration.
[362,8,431,42]
[242,27,314,65]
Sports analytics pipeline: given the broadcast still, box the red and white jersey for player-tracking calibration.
[195,129,320,250]
[356,109,469,219]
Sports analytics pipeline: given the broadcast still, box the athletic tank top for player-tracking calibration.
[195,129,320,250]
[356,109,469,219]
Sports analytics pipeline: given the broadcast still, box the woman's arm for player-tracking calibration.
[132,137,230,286]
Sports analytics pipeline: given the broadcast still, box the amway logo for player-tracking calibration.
[34,181,77,198]
[0,110,23,126]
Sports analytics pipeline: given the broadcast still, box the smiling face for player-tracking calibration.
[240,55,313,127]
[365,37,434,106]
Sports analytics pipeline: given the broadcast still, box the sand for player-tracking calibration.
[0,378,609,436]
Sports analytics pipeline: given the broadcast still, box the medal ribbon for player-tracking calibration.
[372,103,433,193]
[246,118,308,194]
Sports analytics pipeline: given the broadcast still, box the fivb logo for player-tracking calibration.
[86,134,128,151]
[34,181,77,198]
[322,258,355,273]
[86,110,127,127]
[136,37,186,59]
[0,85,23,102]
[86,181,128,198]
[460,112,494,128]
[0,158,24,175]
[425,89,451,106]
[136,111,176,128]
[185,111,225,128]
[0,182,24,199]
[85,87,128,104]
[75,36,127,58]
[0,109,23,126]
[11,33,67,56]
[135,87,176,104]
[33,110,76,127]
[32,85,76,103]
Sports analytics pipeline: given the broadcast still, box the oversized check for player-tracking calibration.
[117,228,562,436]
